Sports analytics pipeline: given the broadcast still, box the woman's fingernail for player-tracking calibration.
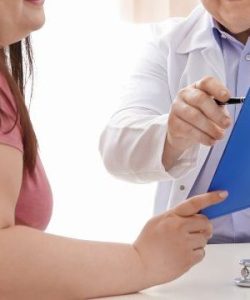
[219,191,228,198]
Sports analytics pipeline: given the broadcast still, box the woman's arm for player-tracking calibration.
[0,226,146,299]
[0,193,226,300]
[0,143,226,300]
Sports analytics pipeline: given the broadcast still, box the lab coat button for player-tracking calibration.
[180,185,185,191]
[245,54,250,61]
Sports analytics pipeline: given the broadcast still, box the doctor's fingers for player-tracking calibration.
[177,88,232,129]
[168,116,218,147]
[193,76,230,103]
[173,104,226,141]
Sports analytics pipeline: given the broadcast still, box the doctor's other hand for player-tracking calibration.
[133,191,228,286]
[163,76,232,169]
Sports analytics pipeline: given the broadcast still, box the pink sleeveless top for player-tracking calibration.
[0,74,53,231]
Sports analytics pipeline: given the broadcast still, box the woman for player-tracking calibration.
[0,1,227,299]
[100,0,250,244]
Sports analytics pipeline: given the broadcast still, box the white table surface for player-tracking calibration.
[98,243,250,300]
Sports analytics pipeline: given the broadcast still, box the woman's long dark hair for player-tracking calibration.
[0,37,37,174]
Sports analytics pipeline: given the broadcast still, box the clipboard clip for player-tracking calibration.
[235,259,250,287]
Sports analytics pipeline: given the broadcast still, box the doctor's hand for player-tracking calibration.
[133,191,227,286]
[163,76,232,169]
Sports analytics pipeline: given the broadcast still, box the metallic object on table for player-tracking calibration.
[235,259,250,287]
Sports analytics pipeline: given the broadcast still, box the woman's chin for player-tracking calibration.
[29,13,46,31]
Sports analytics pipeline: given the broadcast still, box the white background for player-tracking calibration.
[30,1,157,243]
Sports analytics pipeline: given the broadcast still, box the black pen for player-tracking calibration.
[214,97,245,105]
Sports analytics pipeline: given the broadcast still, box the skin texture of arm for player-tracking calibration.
[0,226,148,300]
[0,143,148,300]
[0,143,227,300]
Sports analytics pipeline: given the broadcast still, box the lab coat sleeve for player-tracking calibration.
[99,36,199,183]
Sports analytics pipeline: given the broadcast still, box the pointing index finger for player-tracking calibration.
[174,191,228,217]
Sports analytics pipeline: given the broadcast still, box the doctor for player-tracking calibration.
[100,0,250,243]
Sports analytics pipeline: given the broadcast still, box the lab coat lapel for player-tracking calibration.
[177,8,226,84]
[201,46,226,84]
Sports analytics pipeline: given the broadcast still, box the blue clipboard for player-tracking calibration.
[201,88,250,219]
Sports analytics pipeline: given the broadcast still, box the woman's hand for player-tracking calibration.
[133,191,228,286]
[163,76,232,169]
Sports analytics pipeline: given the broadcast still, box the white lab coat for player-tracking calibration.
[99,5,226,214]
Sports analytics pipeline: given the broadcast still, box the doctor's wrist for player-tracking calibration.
[162,137,188,170]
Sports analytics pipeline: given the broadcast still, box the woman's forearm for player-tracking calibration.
[0,191,226,299]
[0,225,147,300]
